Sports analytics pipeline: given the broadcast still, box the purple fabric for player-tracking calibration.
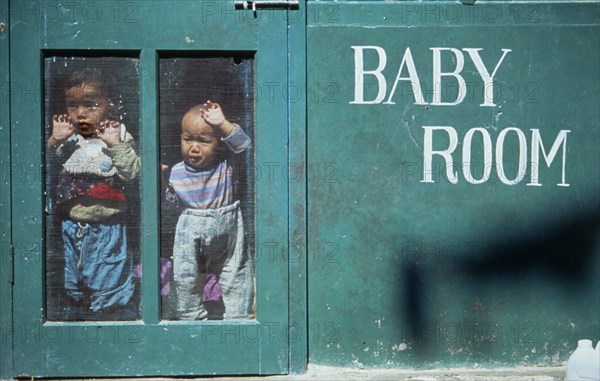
[202,273,222,302]
[160,258,172,296]
[134,258,173,296]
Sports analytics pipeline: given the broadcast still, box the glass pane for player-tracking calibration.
[44,56,141,321]
[159,56,255,320]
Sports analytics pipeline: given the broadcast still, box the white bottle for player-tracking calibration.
[566,339,600,381]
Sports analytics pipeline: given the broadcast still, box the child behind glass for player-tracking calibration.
[163,101,253,320]
[47,67,140,316]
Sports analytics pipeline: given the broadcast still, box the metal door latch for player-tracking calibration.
[234,0,300,12]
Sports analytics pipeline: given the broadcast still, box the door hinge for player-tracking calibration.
[234,0,300,12]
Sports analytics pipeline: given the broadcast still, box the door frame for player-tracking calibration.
[0,0,307,377]
[1,0,13,378]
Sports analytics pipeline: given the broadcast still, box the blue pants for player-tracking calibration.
[172,201,253,320]
[62,219,134,312]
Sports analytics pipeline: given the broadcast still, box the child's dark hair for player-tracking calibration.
[64,67,121,119]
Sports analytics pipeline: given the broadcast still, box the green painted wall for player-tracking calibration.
[307,2,599,368]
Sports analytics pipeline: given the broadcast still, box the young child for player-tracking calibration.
[163,101,253,320]
[47,67,140,315]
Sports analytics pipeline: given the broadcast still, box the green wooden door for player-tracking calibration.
[10,0,298,377]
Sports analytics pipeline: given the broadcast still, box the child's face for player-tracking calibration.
[180,114,219,171]
[65,82,110,137]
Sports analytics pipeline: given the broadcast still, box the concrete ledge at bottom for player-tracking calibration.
[292,364,568,381]
[45,365,568,381]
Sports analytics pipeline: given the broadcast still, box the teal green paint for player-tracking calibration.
[9,1,296,377]
[10,0,45,374]
[140,49,160,324]
[0,0,13,378]
[252,8,293,374]
[306,2,598,27]
[308,2,599,368]
[289,3,308,374]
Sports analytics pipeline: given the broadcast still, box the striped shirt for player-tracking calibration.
[166,126,250,209]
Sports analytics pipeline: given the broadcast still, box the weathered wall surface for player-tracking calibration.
[307,1,600,368]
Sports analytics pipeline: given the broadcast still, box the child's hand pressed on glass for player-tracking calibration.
[200,100,236,137]
[201,101,226,127]
[52,114,75,142]
[97,119,125,146]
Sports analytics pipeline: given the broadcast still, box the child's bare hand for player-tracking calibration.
[160,163,170,181]
[200,101,226,127]
[51,114,75,141]
[97,120,125,146]
[160,163,170,187]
